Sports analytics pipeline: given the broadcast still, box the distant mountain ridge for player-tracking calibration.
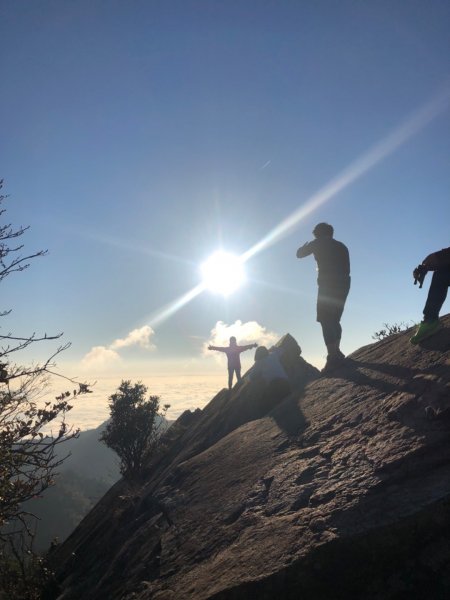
[49,318,450,599]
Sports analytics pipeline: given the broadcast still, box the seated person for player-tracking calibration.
[249,346,291,409]
[250,346,289,383]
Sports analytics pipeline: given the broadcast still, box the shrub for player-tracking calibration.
[372,322,411,341]
[100,381,169,479]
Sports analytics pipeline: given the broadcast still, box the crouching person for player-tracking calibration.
[410,246,450,344]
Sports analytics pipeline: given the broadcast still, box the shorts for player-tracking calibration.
[316,278,350,323]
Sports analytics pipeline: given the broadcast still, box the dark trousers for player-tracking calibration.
[228,366,241,389]
[423,267,450,321]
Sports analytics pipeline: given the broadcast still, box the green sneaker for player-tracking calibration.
[410,320,441,345]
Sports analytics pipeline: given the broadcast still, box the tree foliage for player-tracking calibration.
[0,180,92,594]
[100,380,169,479]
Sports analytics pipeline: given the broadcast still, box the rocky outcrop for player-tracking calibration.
[49,317,450,600]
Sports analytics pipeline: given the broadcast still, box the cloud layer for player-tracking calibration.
[204,320,279,356]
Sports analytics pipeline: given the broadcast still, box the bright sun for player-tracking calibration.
[200,251,246,296]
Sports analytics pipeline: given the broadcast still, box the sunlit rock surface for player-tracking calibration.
[49,317,450,600]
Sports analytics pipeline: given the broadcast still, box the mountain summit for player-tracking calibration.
[49,316,450,599]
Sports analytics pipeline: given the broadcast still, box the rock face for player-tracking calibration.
[49,319,450,600]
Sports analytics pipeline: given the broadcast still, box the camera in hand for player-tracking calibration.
[413,264,427,288]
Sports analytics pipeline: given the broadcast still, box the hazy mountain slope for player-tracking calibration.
[22,422,120,552]
[58,421,120,483]
[49,320,450,600]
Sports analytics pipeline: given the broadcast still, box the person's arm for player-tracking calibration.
[208,345,226,352]
[239,343,258,353]
[296,240,314,258]
[422,247,450,270]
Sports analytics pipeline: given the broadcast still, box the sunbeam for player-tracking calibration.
[147,283,206,328]
[250,278,310,297]
[241,87,450,263]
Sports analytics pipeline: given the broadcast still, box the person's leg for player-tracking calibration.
[423,268,450,321]
[317,287,334,353]
[228,367,234,389]
[335,324,345,358]
[333,281,349,356]
[235,367,242,383]
[318,280,349,359]
[411,267,450,344]
[320,319,335,352]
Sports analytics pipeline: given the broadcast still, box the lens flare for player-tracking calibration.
[200,251,246,296]
[148,283,206,328]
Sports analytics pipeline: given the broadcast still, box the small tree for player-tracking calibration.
[100,380,169,479]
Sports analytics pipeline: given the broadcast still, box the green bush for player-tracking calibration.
[100,381,169,480]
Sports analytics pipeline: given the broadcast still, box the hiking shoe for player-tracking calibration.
[321,353,345,374]
[410,319,441,345]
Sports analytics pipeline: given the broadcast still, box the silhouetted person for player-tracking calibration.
[250,346,289,384]
[410,246,450,344]
[208,336,257,389]
[297,222,350,372]
[249,346,291,410]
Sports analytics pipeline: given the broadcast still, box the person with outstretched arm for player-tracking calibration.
[410,246,450,344]
[208,336,257,389]
[297,222,350,373]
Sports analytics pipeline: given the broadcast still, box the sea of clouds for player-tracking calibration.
[55,373,226,433]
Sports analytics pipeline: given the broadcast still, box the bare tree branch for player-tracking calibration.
[0,181,94,590]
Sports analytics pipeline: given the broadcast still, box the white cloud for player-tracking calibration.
[203,320,279,356]
[81,325,156,368]
[110,326,155,350]
[81,345,120,367]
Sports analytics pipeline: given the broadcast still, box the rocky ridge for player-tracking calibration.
[49,316,450,599]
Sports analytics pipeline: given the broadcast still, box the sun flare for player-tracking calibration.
[200,251,246,296]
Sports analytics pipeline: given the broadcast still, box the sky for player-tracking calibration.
[1,1,449,427]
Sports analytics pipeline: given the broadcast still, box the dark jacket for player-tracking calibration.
[424,247,450,270]
[297,237,350,285]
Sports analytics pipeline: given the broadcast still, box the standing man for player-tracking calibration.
[297,222,350,373]
[410,246,450,344]
[208,336,257,389]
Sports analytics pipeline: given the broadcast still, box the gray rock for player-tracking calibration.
[49,315,450,600]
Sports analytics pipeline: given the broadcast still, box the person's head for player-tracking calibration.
[254,346,269,361]
[229,336,237,346]
[313,222,334,239]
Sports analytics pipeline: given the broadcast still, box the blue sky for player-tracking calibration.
[1,0,449,389]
